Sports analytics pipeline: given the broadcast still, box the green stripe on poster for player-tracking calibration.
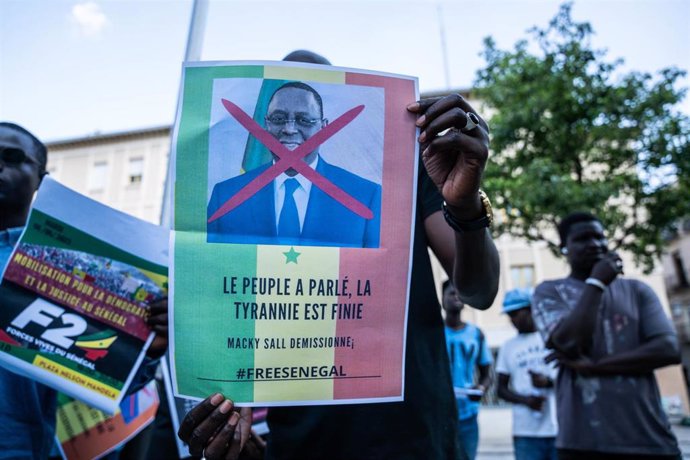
[173,231,256,400]
[175,65,264,232]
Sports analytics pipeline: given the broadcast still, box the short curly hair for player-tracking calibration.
[0,122,47,175]
[557,212,601,247]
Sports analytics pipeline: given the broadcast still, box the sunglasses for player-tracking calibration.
[0,146,38,166]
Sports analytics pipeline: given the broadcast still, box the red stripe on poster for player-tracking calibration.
[344,72,417,249]
[334,248,408,399]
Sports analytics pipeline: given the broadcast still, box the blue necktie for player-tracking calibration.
[278,178,300,238]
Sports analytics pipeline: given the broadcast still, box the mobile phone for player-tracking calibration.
[454,387,484,397]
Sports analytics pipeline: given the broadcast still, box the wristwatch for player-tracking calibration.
[442,190,493,233]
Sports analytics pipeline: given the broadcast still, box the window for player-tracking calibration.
[672,251,689,288]
[510,264,535,289]
[128,157,144,184]
[89,161,108,191]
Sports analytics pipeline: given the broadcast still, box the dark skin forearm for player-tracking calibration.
[496,373,531,405]
[467,364,493,402]
[426,211,499,310]
[477,363,492,390]
[411,94,499,311]
[549,252,625,357]
[497,373,545,411]
[587,334,680,375]
[452,226,500,310]
[447,193,500,309]
[548,285,603,357]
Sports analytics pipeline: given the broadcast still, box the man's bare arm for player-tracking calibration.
[548,253,622,356]
[426,211,499,310]
[408,94,499,310]
[496,373,545,411]
[554,333,681,376]
[547,285,603,357]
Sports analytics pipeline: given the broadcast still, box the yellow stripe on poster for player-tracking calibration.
[253,245,339,402]
[33,355,119,400]
[264,66,345,84]
[55,399,109,442]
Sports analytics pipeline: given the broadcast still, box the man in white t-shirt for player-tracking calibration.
[496,288,557,460]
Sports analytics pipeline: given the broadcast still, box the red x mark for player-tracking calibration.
[207,99,372,223]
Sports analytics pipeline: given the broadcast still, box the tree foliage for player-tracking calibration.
[474,2,690,272]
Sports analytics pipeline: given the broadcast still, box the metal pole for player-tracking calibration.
[437,3,451,89]
[184,0,209,62]
[160,0,209,227]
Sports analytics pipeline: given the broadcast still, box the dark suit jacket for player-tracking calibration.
[207,158,381,247]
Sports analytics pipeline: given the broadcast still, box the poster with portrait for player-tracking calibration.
[171,61,419,405]
[0,177,168,413]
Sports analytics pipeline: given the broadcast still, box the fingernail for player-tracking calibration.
[219,400,233,413]
[418,132,426,143]
[228,411,240,426]
[210,393,223,405]
[422,147,429,157]
[416,115,426,126]
[406,102,419,111]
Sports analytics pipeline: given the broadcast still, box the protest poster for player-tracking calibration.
[0,177,168,413]
[54,381,159,460]
[171,61,419,405]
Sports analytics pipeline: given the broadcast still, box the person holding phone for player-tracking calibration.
[442,279,493,460]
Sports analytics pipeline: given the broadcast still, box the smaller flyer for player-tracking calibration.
[0,177,168,413]
[55,381,160,460]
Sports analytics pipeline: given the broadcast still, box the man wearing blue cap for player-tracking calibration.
[496,288,557,460]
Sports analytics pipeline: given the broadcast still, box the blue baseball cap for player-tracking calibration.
[502,288,533,314]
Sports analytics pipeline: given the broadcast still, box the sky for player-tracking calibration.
[1,0,689,142]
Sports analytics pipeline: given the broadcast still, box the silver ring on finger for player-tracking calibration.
[461,112,480,133]
[436,127,459,138]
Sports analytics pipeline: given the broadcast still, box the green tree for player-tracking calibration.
[474,2,690,272]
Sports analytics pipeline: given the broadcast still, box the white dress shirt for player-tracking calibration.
[273,155,318,232]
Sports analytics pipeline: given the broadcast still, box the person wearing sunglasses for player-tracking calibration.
[0,123,168,459]
[207,79,382,248]
[0,122,54,459]
[0,123,47,231]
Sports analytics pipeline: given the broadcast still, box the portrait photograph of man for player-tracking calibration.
[206,78,384,248]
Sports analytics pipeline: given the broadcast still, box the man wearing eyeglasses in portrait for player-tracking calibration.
[206,80,382,248]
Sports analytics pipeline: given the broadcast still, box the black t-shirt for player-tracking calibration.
[266,166,458,460]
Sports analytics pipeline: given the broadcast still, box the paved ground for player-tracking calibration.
[476,407,690,459]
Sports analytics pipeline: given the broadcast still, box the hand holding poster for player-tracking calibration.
[0,177,168,413]
[171,61,418,405]
[160,356,268,458]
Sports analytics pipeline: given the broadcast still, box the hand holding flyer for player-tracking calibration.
[170,60,419,406]
[0,177,168,413]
